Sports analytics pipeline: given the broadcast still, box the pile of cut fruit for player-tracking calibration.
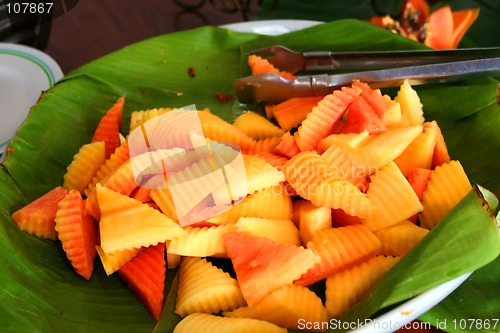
[10,54,474,332]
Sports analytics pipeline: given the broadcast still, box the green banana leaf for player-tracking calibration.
[0,20,499,333]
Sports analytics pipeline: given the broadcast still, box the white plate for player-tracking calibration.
[222,19,470,333]
[0,43,63,155]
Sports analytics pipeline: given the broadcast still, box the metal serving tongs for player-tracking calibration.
[234,45,500,103]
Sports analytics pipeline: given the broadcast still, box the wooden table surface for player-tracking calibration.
[45,0,244,73]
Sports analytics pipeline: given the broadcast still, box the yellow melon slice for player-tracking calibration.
[363,162,423,231]
[63,141,106,193]
[173,313,287,333]
[233,111,285,140]
[298,201,332,246]
[176,257,246,317]
[224,284,328,332]
[207,184,292,225]
[95,245,141,275]
[325,255,400,319]
[235,217,301,246]
[394,121,437,177]
[96,184,186,254]
[243,155,285,195]
[420,160,472,229]
[167,224,236,258]
[394,80,425,127]
[374,221,430,256]
[129,107,172,132]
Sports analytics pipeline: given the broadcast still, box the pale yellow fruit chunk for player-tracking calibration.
[175,257,246,317]
[174,313,287,333]
[420,160,472,229]
[394,80,425,127]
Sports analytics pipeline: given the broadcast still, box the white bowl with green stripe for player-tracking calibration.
[0,43,63,156]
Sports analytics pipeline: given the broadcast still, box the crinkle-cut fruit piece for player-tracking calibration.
[394,80,424,127]
[150,184,179,223]
[96,245,141,275]
[256,152,289,170]
[224,231,319,306]
[85,160,138,220]
[63,141,106,194]
[430,121,451,168]
[167,224,236,258]
[118,243,166,321]
[340,94,385,135]
[130,186,152,203]
[207,183,292,225]
[11,186,69,240]
[295,87,358,151]
[97,184,186,254]
[283,151,373,219]
[224,284,328,332]
[129,107,172,133]
[298,202,332,246]
[375,221,429,257]
[197,111,256,150]
[248,54,296,80]
[326,255,400,319]
[55,190,98,280]
[272,131,300,159]
[174,313,287,333]
[233,111,285,140]
[92,96,124,159]
[242,136,281,156]
[235,217,301,246]
[267,96,323,132]
[331,208,362,227]
[317,131,371,154]
[321,144,368,190]
[84,141,130,197]
[394,122,437,177]
[381,95,402,128]
[294,224,381,286]
[420,160,472,230]
[243,155,285,195]
[362,162,423,231]
[176,257,246,317]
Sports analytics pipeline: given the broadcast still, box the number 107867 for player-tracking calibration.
[6,2,54,14]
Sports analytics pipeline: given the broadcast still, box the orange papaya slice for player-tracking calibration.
[118,243,166,321]
[11,186,70,240]
[92,96,124,159]
[55,189,98,280]
[247,54,296,80]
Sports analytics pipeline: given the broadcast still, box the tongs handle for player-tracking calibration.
[253,45,500,73]
[234,57,500,103]
[302,47,500,72]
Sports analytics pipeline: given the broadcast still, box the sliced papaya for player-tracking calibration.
[118,243,166,321]
[92,96,124,159]
[55,189,98,280]
[11,186,69,240]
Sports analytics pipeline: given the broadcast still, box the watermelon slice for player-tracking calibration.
[118,243,166,321]
[11,186,69,240]
[55,190,98,280]
[223,231,319,306]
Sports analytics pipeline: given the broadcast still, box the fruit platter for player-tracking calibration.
[0,19,499,333]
